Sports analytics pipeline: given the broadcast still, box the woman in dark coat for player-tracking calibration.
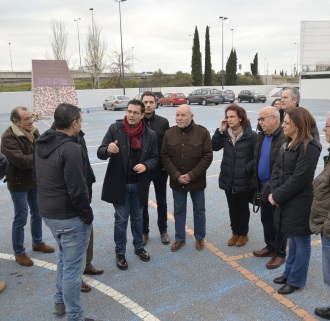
[212,104,257,247]
[268,107,321,295]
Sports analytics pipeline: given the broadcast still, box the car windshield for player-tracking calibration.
[250,90,261,94]
[117,96,129,100]
[226,90,234,94]
[210,89,221,94]
[176,93,184,97]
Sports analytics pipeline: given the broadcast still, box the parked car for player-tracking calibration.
[139,72,153,79]
[103,95,130,111]
[159,93,187,107]
[237,90,266,103]
[186,88,223,105]
[219,90,235,103]
[134,92,162,108]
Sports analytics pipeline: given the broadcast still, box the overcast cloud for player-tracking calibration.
[0,0,329,75]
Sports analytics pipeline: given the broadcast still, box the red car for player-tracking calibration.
[159,93,187,107]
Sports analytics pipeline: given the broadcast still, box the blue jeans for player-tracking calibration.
[43,217,91,321]
[172,189,206,242]
[113,183,143,254]
[321,233,330,297]
[282,235,311,288]
[143,168,168,234]
[10,187,42,255]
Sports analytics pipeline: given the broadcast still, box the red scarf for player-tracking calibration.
[123,116,145,149]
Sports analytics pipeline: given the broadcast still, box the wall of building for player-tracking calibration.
[300,72,330,99]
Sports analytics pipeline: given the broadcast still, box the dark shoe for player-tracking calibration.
[85,319,95,321]
[32,242,55,253]
[273,276,287,284]
[81,281,91,293]
[235,235,249,247]
[15,253,34,266]
[53,302,65,316]
[195,239,205,251]
[84,267,104,275]
[143,234,149,246]
[227,234,239,246]
[160,232,170,245]
[171,241,185,252]
[134,248,150,262]
[253,247,275,257]
[266,256,286,269]
[278,284,298,295]
[116,254,128,270]
[315,306,330,320]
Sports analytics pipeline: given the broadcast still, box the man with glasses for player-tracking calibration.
[141,91,170,246]
[1,107,54,267]
[97,99,158,270]
[253,106,287,269]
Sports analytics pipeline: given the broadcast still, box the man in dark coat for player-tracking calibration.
[141,91,170,246]
[97,99,158,270]
[253,106,287,269]
[1,106,54,267]
[161,104,213,252]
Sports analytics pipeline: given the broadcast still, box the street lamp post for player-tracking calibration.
[230,28,234,49]
[294,42,299,76]
[219,16,228,89]
[115,0,127,95]
[131,47,134,75]
[8,43,13,72]
[74,18,82,68]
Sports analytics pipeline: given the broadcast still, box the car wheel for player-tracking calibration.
[202,99,206,106]
[238,97,241,103]
[186,99,190,105]
[170,101,174,107]
[250,97,255,103]
[159,102,162,107]
[215,103,219,105]
[111,105,115,111]
[103,104,107,110]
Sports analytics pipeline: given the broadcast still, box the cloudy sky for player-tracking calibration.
[0,0,329,75]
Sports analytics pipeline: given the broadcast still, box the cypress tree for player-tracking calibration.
[225,49,237,85]
[204,26,212,86]
[250,53,259,78]
[191,26,203,86]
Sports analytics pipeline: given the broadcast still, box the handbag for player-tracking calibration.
[250,189,261,213]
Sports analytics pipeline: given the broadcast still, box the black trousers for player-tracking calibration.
[225,191,250,235]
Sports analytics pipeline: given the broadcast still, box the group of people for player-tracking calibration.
[0,87,330,320]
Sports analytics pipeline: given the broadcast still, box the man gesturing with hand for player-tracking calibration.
[97,99,158,270]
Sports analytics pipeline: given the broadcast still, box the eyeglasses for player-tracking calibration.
[127,110,141,116]
[325,124,330,128]
[257,115,273,122]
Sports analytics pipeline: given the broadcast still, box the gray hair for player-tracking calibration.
[284,87,300,106]
[10,106,28,123]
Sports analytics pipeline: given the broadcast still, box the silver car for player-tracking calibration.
[103,95,130,111]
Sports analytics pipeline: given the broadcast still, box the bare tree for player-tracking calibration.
[108,47,133,81]
[50,19,69,61]
[84,22,107,88]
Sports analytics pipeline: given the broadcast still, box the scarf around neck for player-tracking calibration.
[123,116,145,149]
[228,126,243,145]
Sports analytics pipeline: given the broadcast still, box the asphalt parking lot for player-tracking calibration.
[0,99,330,321]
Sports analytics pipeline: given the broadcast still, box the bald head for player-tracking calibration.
[258,106,281,135]
[176,104,194,128]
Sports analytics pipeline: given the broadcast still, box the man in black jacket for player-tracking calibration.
[35,103,94,320]
[141,91,170,245]
[253,106,287,269]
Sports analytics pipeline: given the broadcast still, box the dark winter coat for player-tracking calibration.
[97,121,158,206]
[310,148,330,238]
[212,125,257,193]
[270,138,321,236]
[253,125,285,188]
[1,124,39,191]
[35,129,93,224]
[161,120,213,192]
[0,152,9,179]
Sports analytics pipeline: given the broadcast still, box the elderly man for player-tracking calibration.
[253,106,287,269]
[1,107,54,267]
[141,91,170,246]
[310,112,330,320]
[97,99,158,270]
[161,104,213,252]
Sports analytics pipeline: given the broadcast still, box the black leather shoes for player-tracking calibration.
[278,284,298,295]
[315,306,330,320]
[273,276,287,284]
[134,248,150,262]
[116,254,128,270]
[84,267,104,275]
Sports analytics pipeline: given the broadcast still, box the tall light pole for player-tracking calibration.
[230,28,234,49]
[219,16,228,89]
[115,0,127,95]
[294,42,300,76]
[89,8,94,29]
[131,46,134,75]
[8,43,13,72]
[74,18,82,69]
